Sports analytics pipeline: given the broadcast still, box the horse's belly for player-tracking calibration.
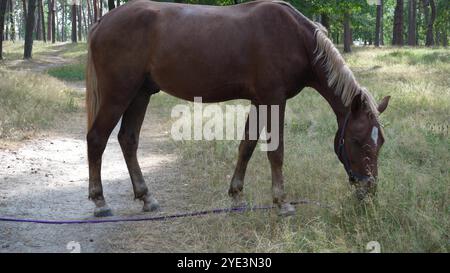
[157,80,251,103]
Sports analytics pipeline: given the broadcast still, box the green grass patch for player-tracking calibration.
[47,62,86,81]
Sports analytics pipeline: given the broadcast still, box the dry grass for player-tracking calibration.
[0,41,85,142]
[0,68,82,141]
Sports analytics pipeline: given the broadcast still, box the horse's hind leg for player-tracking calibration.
[118,88,159,212]
[87,103,128,217]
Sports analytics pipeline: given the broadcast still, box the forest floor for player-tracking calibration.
[0,42,449,252]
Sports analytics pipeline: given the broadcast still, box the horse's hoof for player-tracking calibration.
[231,200,248,209]
[143,196,160,212]
[94,206,113,217]
[278,203,296,217]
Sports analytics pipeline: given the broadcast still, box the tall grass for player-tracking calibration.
[0,68,81,140]
[142,47,449,252]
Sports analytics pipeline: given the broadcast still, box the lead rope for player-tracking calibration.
[0,199,331,225]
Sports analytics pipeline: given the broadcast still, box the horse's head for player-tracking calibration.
[334,93,391,200]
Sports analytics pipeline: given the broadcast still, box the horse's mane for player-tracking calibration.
[271,1,379,117]
[313,28,379,116]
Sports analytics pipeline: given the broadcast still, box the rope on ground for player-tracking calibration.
[0,199,331,225]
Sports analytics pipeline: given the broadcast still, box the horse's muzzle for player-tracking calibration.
[350,176,377,200]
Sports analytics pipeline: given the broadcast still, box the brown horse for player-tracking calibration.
[86,0,390,217]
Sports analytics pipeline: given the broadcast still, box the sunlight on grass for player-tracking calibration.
[0,68,82,140]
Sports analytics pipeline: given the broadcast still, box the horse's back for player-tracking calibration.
[90,0,313,101]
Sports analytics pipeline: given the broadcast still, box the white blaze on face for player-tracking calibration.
[371,126,379,146]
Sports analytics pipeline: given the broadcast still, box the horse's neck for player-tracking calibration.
[310,79,348,126]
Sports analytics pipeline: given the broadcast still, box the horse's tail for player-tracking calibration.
[86,33,99,131]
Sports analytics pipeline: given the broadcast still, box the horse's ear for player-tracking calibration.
[351,93,363,114]
[378,96,391,114]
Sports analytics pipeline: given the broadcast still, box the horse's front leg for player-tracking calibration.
[265,101,296,216]
[229,103,260,207]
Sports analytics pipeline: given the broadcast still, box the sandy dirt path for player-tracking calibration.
[0,109,198,252]
[0,58,198,252]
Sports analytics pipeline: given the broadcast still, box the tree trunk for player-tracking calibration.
[4,0,8,40]
[0,0,7,59]
[8,0,14,41]
[47,0,51,41]
[24,0,37,59]
[320,13,330,32]
[78,3,82,41]
[71,4,76,43]
[36,0,41,40]
[62,2,66,41]
[424,0,436,46]
[22,0,27,22]
[100,0,103,17]
[86,0,92,26]
[93,0,98,22]
[375,1,382,47]
[108,0,114,10]
[39,0,46,42]
[392,0,404,46]
[380,0,384,45]
[416,1,421,45]
[343,11,351,53]
[407,0,417,46]
[82,1,87,38]
[116,0,120,7]
[51,0,55,43]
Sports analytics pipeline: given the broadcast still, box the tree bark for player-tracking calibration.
[392,0,404,46]
[93,0,98,22]
[78,3,82,41]
[4,0,8,40]
[24,0,37,59]
[71,3,76,43]
[86,0,92,26]
[22,0,27,22]
[8,0,14,41]
[47,0,52,41]
[51,0,55,43]
[82,0,87,38]
[380,0,384,45]
[407,0,417,46]
[424,0,436,46]
[320,13,330,32]
[36,0,42,40]
[39,0,46,42]
[108,0,115,10]
[375,1,382,47]
[343,11,352,53]
[0,0,7,59]
[62,1,66,41]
